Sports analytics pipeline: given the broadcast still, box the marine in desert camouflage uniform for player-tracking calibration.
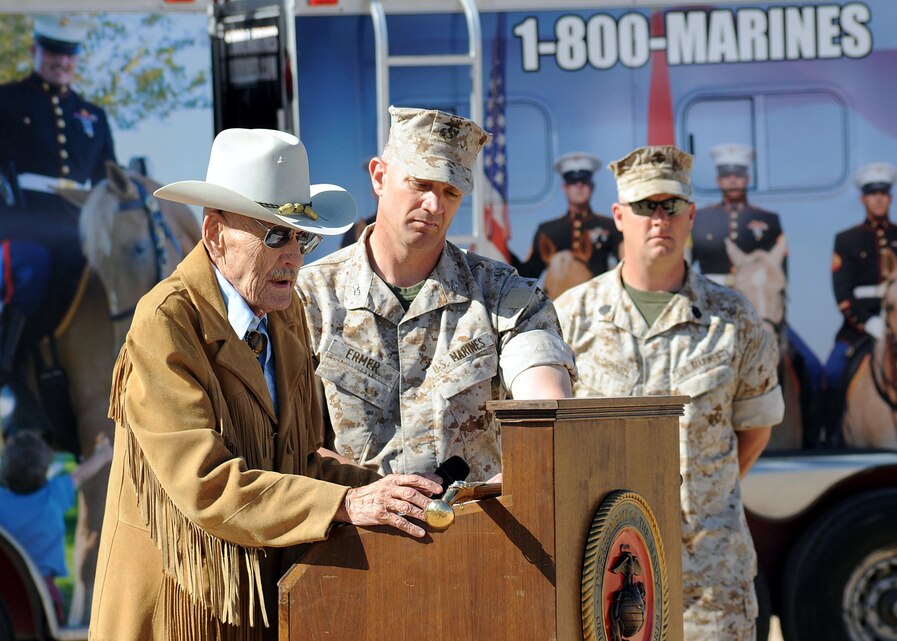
[555,145,784,640]
[297,106,574,480]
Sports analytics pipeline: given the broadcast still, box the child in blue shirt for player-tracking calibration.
[0,431,112,621]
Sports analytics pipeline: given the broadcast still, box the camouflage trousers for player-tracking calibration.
[682,582,758,641]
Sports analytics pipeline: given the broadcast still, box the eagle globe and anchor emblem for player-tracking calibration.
[581,490,669,641]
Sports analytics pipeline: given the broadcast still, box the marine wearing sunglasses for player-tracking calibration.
[623,197,691,217]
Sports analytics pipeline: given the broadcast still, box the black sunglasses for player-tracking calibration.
[250,217,323,255]
[625,197,691,217]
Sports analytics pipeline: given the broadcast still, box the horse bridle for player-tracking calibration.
[108,178,183,323]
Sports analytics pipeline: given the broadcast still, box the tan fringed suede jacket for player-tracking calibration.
[89,243,379,641]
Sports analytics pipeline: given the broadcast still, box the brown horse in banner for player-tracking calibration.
[726,236,804,450]
[55,162,200,624]
[843,250,897,450]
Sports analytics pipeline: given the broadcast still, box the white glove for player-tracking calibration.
[864,315,884,341]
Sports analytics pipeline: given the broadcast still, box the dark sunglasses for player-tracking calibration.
[625,197,691,217]
[250,217,323,255]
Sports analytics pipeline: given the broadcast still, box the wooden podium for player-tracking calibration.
[279,397,685,641]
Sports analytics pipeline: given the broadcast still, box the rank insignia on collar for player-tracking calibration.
[75,109,98,138]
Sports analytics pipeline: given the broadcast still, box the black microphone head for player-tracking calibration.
[434,455,470,487]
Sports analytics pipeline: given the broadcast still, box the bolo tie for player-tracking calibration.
[245,330,267,361]
[245,327,276,410]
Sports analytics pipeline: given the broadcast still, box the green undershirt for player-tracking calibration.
[623,282,676,328]
[386,280,426,312]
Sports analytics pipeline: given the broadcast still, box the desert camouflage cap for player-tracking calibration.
[609,145,693,202]
[385,106,492,194]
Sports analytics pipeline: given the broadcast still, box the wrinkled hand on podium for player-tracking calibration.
[334,474,443,538]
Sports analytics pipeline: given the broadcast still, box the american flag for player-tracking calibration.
[481,14,512,263]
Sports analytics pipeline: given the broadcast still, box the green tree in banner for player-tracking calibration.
[0,13,209,129]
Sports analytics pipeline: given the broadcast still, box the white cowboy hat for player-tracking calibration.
[154,128,355,235]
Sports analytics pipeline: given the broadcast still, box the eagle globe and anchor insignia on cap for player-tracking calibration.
[438,121,461,141]
[581,490,669,641]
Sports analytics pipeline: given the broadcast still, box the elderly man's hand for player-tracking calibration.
[334,474,442,537]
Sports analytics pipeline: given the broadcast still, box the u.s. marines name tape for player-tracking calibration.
[431,333,496,376]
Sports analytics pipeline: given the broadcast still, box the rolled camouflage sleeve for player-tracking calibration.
[496,283,576,390]
[733,307,784,430]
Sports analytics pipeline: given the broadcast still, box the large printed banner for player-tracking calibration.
[514,4,872,70]
[291,1,897,454]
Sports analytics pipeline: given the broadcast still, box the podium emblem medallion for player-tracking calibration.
[581,490,668,641]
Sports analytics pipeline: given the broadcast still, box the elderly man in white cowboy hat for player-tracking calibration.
[89,128,441,641]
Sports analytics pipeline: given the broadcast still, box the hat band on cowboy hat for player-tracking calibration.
[154,128,356,235]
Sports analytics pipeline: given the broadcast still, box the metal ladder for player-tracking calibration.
[369,0,485,247]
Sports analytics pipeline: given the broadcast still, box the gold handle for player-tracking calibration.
[424,482,503,530]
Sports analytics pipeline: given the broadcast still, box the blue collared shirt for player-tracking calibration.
[213,266,277,413]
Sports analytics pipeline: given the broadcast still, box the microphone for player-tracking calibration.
[433,455,470,498]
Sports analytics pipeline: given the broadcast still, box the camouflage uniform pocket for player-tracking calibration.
[315,341,399,464]
[676,364,734,399]
[432,348,500,479]
[435,350,499,401]
[316,340,398,408]
[577,361,639,397]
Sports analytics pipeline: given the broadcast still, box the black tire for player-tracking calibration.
[755,570,771,641]
[780,489,897,641]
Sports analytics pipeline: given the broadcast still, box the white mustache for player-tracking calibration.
[269,269,298,282]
